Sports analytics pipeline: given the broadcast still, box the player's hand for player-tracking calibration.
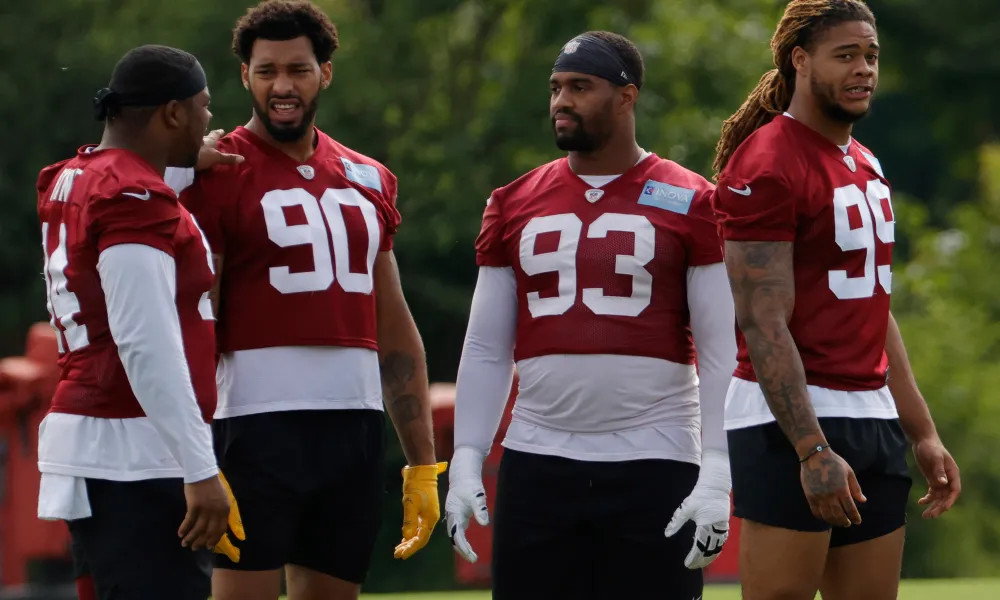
[212,471,246,562]
[912,436,961,518]
[799,446,866,527]
[665,449,732,569]
[196,129,244,171]
[394,461,448,560]
[445,447,490,563]
[179,473,231,551]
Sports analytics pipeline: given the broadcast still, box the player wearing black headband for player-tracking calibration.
[171,3,444,600]
[35,45,241,600]
[445,31,736,599]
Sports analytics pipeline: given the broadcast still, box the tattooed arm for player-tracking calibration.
[374,250,436,466]
[723,240,864,527]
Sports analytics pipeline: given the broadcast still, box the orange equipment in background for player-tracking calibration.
[0,323,71,587]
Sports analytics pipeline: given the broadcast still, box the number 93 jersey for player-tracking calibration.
[476,154,722,365]
[180,127,401,353]
[714,114,894,391]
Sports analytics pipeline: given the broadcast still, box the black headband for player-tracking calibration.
[552,34,639,89]
[93,59,207,120]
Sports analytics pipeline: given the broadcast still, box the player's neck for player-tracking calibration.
[786,95,853,146]
[96,128,167,176]
[246,116,318,163]
[568,135,643,176]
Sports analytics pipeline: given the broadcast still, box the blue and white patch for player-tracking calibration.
[859,151,885,179]
[340,157,382,192]
[637,179,695,214]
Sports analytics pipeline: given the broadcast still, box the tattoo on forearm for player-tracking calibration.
[726,241,823,448]
[380,351,419,426]
[389,394,420,425]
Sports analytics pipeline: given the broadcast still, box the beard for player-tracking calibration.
[252,94,319,143]
[177,148,200,168]
[552,110,607,152]
[170,134,202,168]
[811,75,870,124]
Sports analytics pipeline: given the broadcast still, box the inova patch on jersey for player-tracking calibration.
[637,179,694,214]
[340,157,382,192]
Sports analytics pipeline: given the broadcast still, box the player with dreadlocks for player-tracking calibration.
[712,2,960,599]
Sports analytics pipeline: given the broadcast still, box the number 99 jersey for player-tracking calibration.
[714,114,894,391]
[476,154,722,366]
[180,127,401,353]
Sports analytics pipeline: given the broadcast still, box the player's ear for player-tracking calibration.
[162,99,184,129]
[241,63,250,90]
[791,46,810,76]
[320,61,333,90]
[619,84,638,113]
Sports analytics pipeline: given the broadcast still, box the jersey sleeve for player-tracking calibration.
[178,166,237,255]
[681,188,724,267]
[378,170,402,252]
[714,153,798,242]
[87,188,180,256]
[474,192,509,267]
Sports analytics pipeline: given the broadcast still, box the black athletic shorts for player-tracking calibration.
[492,448,702,600]
[68,478,212,600]
[212,409,386,582]
[729,417,912,547]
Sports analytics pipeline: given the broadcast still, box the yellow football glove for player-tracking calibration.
[394,462,448,560]
[213,471,246,562]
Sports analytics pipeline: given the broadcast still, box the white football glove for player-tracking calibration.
[664,449,732,569]
[445,447,490,563]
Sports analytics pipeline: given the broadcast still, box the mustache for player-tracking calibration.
[551,109,583,123]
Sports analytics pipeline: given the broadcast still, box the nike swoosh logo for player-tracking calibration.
[727,185,752,196]
[122,189,151,201]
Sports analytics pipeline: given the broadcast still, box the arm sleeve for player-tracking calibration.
[714,158,798,242]
[452,266,518,454]
[687,262,738,454]
[474,193,510,267]
[682,188,725,267]
[378,171,402,251]
[98,244,218,483]
[88,190,179,256]
[178,168,233,254]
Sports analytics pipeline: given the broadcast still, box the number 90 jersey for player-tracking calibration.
[180,127,400,353]
[714,115,894,391]
[476,154,722,365]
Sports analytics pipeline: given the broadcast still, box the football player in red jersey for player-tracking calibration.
[443,32,737,600]
[172,3,444,600]
[35,46,241,600]
[712,2,961,599]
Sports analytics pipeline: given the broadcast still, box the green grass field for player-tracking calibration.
[355,578,1000,599]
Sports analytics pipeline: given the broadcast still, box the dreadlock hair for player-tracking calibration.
[232,0,339,64]
[712,0,876,177]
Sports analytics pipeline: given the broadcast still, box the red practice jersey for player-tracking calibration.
[714,114,894,391]
[180,127,401,354]
[36,148,217,421]
[476,154,722,365]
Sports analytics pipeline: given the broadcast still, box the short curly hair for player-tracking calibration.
[232,1,339,64]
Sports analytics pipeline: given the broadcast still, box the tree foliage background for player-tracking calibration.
[0,0,997,589]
